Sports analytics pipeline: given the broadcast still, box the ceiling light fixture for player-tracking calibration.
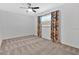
[27,9,33,12]
[20,3,39,13]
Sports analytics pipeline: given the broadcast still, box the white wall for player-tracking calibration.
[60,3,79,48]
[0,10,35,39]
[36,3,79,48]
[34,16,38,36]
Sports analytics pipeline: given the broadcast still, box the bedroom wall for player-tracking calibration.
[34,16,38,36]
[0,10,35,40]
[60,3,79,48]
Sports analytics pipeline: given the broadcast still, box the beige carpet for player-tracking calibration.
[0,36,79,55]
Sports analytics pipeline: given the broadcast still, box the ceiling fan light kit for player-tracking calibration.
[20,3,39,13]
[28,9,33,12]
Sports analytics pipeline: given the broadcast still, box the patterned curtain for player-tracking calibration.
[37,16,42,37]
[51,10,60,43]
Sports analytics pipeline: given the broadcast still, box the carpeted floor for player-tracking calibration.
[0,36,79,55]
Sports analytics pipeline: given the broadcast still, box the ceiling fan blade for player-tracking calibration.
[27,3,31,6]
[20,7,28,9]
[32,9,36,13]
[31,7,39,9]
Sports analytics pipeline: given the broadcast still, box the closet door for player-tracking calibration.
[51,10,60,42]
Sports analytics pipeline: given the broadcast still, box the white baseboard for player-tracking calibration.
[61,41,79,49]
[1,34,34,40]
[0,40,2,48]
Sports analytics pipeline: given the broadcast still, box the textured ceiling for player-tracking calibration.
[0,3,64,16]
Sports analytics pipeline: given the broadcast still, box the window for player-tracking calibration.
[40,13,51,40]
[40,14,51,26]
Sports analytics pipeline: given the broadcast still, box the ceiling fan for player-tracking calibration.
[20,3,39,13]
